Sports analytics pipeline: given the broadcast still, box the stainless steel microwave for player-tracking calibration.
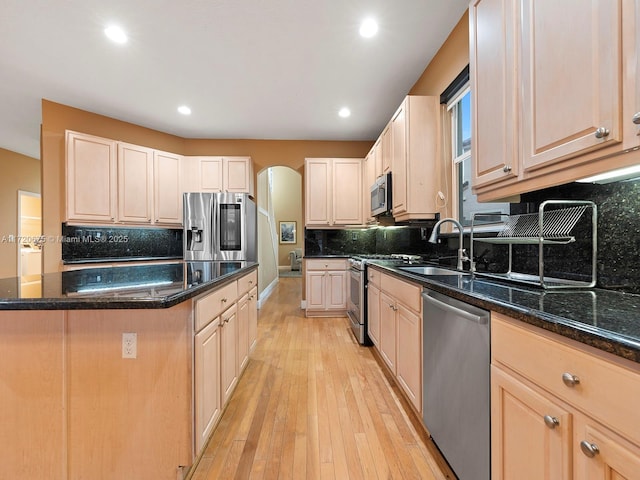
[371,172,392,217]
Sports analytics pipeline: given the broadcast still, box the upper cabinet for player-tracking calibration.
[183,156,254,196]
[471,0,640,202]
[66,131,182,227]
[390,96,441,222]
[304,158,363,227]
[66,131,117,223]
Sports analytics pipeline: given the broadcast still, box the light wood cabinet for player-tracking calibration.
[184,156,254,196]
[492,313,640,478]
[220,304,238,405]
[153,150,183,225]
[304,158,363,227]
[367,280,381,347]
[469,0,519,190]
[66,131,182,226]
[237,293,250,373]
[471,0,640,202]
[117,142,153,223]
[389,96,441,222]
[248,286,258,352]
[66,131,117,223]
[304,258,348,316]
[363,142,380,224]
[381,123,392,174]
[372,268,422,412]
[194,317,221,454]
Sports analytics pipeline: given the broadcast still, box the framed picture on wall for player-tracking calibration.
[279,221,296,244]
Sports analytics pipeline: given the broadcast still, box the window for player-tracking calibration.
[447,79,509,227]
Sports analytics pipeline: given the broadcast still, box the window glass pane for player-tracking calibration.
[456,91,471,157]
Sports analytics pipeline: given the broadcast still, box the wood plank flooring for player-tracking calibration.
[189,277,452,480]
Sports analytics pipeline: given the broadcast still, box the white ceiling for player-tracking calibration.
[0,0,469,159]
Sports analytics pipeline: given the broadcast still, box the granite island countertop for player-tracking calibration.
[369,262,640,364]
[0,261,258,310]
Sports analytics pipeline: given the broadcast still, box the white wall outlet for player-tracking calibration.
[122,332,137,359]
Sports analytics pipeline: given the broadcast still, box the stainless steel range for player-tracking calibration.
[347,254,422,345]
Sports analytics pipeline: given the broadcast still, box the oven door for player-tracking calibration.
[347,267,365,344]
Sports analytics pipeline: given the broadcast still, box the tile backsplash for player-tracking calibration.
[62,224,183,263]
[305,177,640,294]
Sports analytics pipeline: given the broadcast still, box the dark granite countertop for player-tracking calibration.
[0,261,258,310]
[369,262,640,364]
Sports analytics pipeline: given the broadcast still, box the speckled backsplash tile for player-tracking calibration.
[62,224,183,263]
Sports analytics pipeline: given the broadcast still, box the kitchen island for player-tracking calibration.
[0,260,258,480]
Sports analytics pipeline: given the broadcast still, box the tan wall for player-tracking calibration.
[0,148,41,278]
[410,10,469,96]
[271,167,303,267]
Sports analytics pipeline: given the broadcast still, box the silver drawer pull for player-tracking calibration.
[503,165,512,173]
[561,372,580,387]
[594,127,610,139]
[221,298,227,303]
[543,415,559,429]
[580,440,600,458]
[632,112,640,125]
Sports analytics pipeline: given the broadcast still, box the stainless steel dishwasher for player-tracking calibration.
[422,289,490,480]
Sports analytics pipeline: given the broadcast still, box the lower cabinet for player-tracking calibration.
[491,312,640,479]
[305,258,348,316]
[371,267,422,413]
[193,269,259,457]
[194,318,221,454]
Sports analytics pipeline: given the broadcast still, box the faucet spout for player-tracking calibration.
[428,218,468,270]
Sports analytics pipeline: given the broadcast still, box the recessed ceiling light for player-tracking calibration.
[104,25,128,44]
[177,105,192,115]
[338,107,351,118]
[359,18,378,38]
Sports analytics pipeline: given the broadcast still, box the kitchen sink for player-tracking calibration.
[398,266,470,276]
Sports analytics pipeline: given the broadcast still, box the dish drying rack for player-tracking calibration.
[470,200,597,289]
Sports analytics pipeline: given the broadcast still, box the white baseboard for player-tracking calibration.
[257,276,278,309]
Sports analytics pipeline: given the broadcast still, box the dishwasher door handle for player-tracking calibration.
[422,291,489,325]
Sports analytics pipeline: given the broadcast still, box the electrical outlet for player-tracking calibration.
[122,332,137,359]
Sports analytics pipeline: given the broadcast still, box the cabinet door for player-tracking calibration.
[521,0,622,171]
[117,143,153,224]
[154,151,182,225]
[396,303,421,413]
[470,0,519,189]
[199,157,224,192]
[305,270,326,310]
[326,270,347,309]
[224,157,252,193]
[66,131,117,222]
[381,124,392,173]
[194,318,221,454]
[332,159,362,225]
[491,366,572,480]
[305,159,331,226]
[367,283,380,347]
[391,102,407,214]
[237,294,249,373]
[574,415,640,480]
[220,306,238,405]
[379,291,397,374]
[248,286,258,352]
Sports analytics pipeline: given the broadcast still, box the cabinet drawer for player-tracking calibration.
[237,270,257,294]
[380,273,421,313]
[195,281,238,332]
[492,313,640,446]
[367,268,381,287]
[305,259,347,271]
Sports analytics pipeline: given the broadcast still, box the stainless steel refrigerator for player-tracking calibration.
[183,192,257,262]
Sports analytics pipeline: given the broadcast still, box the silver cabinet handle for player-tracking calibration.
[633,112,640,125]
[221,298,227,303]
[580,440,600,458]
[594,127,610,139]
[503,165,512,173]
[562,372,580,387]
[543,415,559,429]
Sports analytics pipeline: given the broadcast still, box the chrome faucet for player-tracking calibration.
[428,218,469,270]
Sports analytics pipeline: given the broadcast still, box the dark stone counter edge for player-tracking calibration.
[371,264,640,365]
[0,264,259,311]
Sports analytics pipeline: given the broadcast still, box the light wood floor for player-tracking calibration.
[189,277,452,480]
